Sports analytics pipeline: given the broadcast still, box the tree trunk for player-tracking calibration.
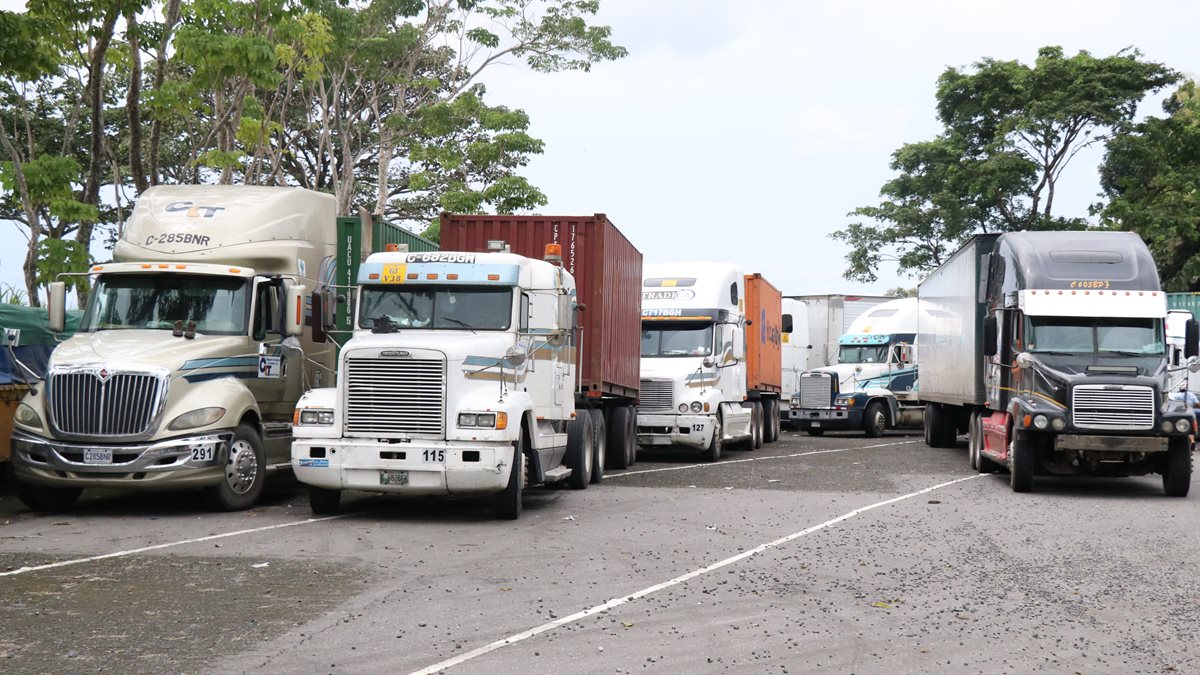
[148,0,182,186]
[127,12,148,193]
[0,118,44,307]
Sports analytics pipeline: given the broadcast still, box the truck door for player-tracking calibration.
[247,279,301,425]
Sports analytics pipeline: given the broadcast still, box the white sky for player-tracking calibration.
[3,0,1199,299]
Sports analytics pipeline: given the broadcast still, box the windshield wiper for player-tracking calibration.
[1099,350,1153,357]
[441,317,475,331]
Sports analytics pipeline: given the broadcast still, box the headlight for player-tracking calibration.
[1162,420,1174,433]
[678,403,688,413]
[167,407,226,431]
[458,412,508,429]
[14,403,42,429]
[1051,417,1066,431]
[690,401,703,413]
[298,408,335,426]
[1033,414,1048,430]
[1175,418,1192,433]
[835,397,855,406]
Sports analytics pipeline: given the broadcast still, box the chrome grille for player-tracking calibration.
[1071,384,1155,431]
[799,374,834,409]
[345,357,445,436]
[638,379,674,411]
[49,370,166,437]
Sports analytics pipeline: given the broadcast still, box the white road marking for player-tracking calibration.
[0,514,354,578]
[607,439,918,478]
[409,472,983,675]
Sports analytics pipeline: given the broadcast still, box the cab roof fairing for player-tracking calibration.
[994,230,1161,294]
[641,261,744,317]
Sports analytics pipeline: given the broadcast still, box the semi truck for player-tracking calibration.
[789,297,921,436]
[9,185,337,511]
[918,231,1196,495]
[290,213,642,519]
[637,263,782,461]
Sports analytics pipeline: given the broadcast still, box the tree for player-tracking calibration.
[835,46,1178,283]
[1099,82,1200,291]
[884,286,915,298]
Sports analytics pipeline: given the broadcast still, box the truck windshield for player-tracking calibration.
[641,321,714,357]
[1027,316,1164,356]
[80,274,249,335]
[359,286,513,331]
[838,345,888,363]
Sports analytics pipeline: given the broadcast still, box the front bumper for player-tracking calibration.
[292,438,514,496]
[636,413,714,450]
[10,429,232,489]
[789,407,862,431]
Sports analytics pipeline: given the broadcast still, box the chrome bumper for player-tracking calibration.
[11,429,232,488]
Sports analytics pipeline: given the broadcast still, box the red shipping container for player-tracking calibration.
[439,213,642,401]
[744,273,783,393]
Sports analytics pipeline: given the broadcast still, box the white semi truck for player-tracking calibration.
[10,186,335,510]
[637,263,783,461]
[789,297,921,436]
[291,244,604,519]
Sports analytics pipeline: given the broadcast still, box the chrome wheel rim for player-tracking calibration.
[226,438,258,495]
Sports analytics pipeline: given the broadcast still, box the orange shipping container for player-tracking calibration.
[744,274,782,393]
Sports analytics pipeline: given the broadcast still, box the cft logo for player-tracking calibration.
[165,201,226,218]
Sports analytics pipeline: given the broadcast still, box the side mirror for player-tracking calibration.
[702,357,714,368]
[1015,352,1035,369]
[503,344,527,368]
[983,314,998,357]
[1188,356,1200,374]
[48,281,66,333]
[285,284,305,337]
[1187,319,1199,358]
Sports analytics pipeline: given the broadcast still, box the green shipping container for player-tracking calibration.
[1167,293,1200,317]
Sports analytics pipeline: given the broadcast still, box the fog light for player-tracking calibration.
[1033,414,1048,430]
[1051,417,1066,431]
[1175,418,1192,433]
[690,401,703,413]
[1162,420,1174,433]
[678,403,688,413]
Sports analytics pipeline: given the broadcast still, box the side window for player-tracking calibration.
[519,293,529,332]
[729,283,738,306]
[782,313,793,334]
[253,282,281,340]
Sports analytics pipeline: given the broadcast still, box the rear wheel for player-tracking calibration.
[14,482,82,512]
[495,438,525,520]
[702,413,723,462]
[924,403,945,448]
[763,399,779,443]
[1009,429,1034,493]
[309,486,341,515]
[566,413,593,489]
[751,401,763,449]
[588,409,606,484]
[1163,436,1192,497]
[207,423,266,511]
[606,406,632,470]
[968,412,980,470]
[864,401,886,438]
[626,406,638,467]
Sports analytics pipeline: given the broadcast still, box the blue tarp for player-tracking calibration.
[0,305,83,384]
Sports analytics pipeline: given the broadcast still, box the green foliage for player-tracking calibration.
[0,283,28,305]
[35,238,92,296]
[0,155,99,223]
[1099,82,1200,291]
[0,11,60,81]
[837,46,1178,283]
[884,287,916,298]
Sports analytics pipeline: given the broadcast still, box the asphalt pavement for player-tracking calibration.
[1,430,1196,674]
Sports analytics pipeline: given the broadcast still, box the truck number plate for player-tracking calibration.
[380,470,409,486]
[190,446,215,462]
[811,421,821,428]
[83,448,112,464]
[380,263,408,284]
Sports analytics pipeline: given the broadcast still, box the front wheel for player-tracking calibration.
[1163,436,1192,497]
[495,439,525,520]
[15,481,82,512]
[1009,429,1034,493]
[207,423,266,511]
[863,401,886,438]
[702,414,723,462]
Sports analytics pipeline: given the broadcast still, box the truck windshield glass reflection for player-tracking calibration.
[1026,316,1164,356]
[359,286,513,331]
[80,273,249,335]
[641,322,714,357]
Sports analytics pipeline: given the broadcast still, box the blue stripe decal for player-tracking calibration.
[182,357,261,370]
[182,371,258,383]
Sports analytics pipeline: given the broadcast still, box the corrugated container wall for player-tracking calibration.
[744,274,783,393]
[1168,293,1200,318]
[439,213,642,400]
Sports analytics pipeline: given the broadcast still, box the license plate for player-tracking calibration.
[811,421,821,428]
[83,448,112,464]
[380,470,409,486]
[190,446,215,462]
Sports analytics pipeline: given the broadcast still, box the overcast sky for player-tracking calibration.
[3,0,1199,300]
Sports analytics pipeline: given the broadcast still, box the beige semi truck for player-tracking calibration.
[9,185,337,510]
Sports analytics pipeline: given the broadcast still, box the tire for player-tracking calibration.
[207,423,266,511]
[14,481,82,512]
[925,403,945,448]
[588,409,605,485]
[626,407,638,467]
[309,486,341,515]
[1163,436,1192,497]
[702,413,723,462]
[495,438,525,520]
[606,405,632,470]
[968,412,980,470]
[1009,429,1034,493]
[751,401,763,449]
[566,412,593,489]
[806,429,825,437]
[863,401,886,438]
[763,399,779,443]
